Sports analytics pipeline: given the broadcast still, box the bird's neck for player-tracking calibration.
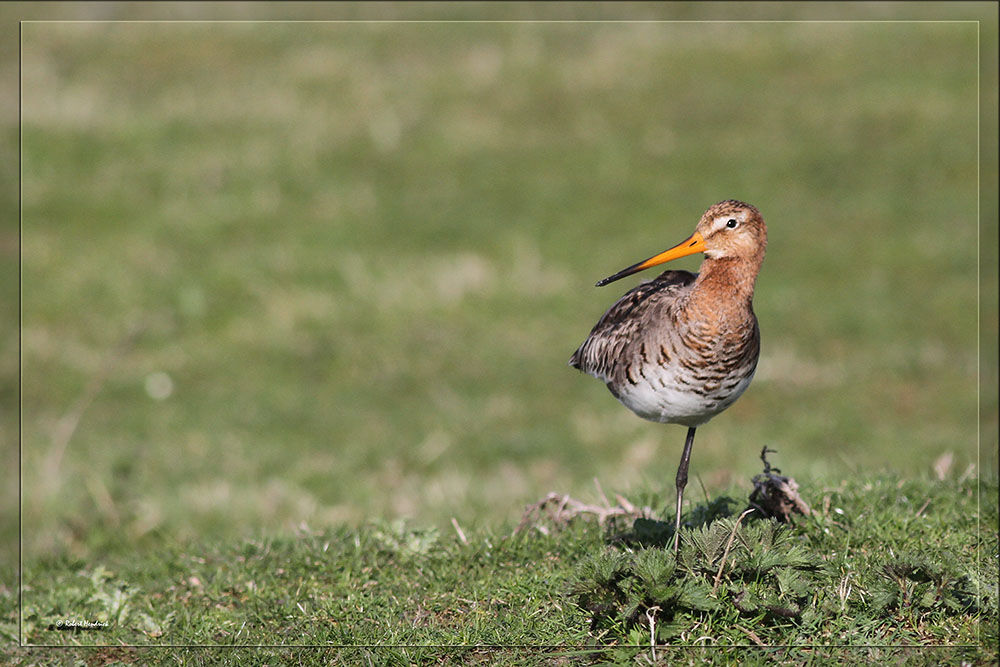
[691,256,761,312]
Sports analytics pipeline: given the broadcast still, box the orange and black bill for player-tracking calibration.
[596,232,707,287]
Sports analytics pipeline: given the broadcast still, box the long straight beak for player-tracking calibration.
[596,232,707,287]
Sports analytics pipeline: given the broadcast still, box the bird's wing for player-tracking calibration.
[569,270,697,381]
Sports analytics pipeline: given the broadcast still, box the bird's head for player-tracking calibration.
[693,200,767,261]
[596,200,766,287]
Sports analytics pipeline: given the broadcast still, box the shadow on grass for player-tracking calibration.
[610,447,812,548]
[611,495,740,549]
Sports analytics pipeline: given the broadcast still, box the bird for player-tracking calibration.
[569,199,767,552]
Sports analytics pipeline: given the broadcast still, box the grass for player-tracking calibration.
[4,2,998,664]
[8,475,998,664]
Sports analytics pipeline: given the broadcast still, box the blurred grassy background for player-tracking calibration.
[9,3,996,572]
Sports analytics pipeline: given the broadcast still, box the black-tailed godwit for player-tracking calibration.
[570,200,767,552]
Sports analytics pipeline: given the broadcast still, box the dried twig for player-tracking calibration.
[736,624,766,647]
[713,508,755,594]
[43,322,146,489]
[933,451,954,481]
[514,491,654,535]
[615,494,636,514]
[914,498,931,518]
[957,463,976,484]
[593,477,611,509]
[646,606,660,661]
[759,446,780,474]
[696,473,710,503]
[450,517,468,545]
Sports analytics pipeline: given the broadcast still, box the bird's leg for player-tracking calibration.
[673,427,697,553]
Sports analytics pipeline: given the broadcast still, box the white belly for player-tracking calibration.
[613,365,755,428]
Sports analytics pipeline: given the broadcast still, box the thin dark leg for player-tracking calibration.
[673,427,697,553]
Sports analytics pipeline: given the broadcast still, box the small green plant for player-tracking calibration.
[370,519,441,559]
[872,551,988,617]
[571,513,825,642]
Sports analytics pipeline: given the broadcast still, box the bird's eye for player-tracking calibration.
[726,219,738,228]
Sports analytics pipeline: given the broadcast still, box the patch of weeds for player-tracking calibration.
[570,477,997,652]
[369,519,440,559]
[570,515,823,642]
[84,566,133,626]
[20,564,155,643]
[871,550,992,617]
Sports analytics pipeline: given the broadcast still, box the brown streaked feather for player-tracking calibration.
[569,269,697,379]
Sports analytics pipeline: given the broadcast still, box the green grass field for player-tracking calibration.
[13,476,1000,664]
[4,2,998,664]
